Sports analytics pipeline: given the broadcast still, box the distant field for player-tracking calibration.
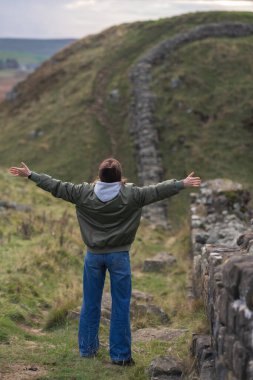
[0,50,45,65]
[0,38,75,57]
[0,38,76,101]
[0,70,27,101]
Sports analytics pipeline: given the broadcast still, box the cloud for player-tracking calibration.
[65,0,96,9]
[0,0,252,38]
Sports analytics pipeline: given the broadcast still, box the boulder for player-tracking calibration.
[143,253,176,272]
[68,291,169,325]
[131,302,170,324]
[132,289,154,302]
[133,327,187,342]
[148,355,183,378]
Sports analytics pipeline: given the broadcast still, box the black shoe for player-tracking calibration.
[111,358,135,366]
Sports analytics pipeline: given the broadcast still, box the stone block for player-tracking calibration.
[199,359,216,380]
[132,289,154,302]
[241,321,253,351]
[148,355,183,378]
[131,302,170,324]
[246,360,253,379]
[217,326,227,356]
[195,233,209,244]
[222,256,253,298]
[200,348,214,370]
[232,340,249,380]
[215,357,227,380]
[191,334,212,358]
[226,370,237,380]
[232,300,253,340]
[133,327,186,343]
[143,252,176,272]
[237,232,253,250]
[239,267,253,310]
[223,334,235,367]
[227,302,237,333]
[218,288,229,325]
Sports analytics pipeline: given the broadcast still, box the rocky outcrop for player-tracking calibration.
[129,23,253,228]
[190,179,251,296]
[100,291,170,325]
[68,289,170,325]
[190,179,253,380]
[0,200,32,212]
[133,327,187,343]
[148,355,183,380]
[191,334,215,380]
[143,252,176,273]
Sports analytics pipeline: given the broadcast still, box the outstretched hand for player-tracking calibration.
[183,172,201,188]
[8,162,31,177]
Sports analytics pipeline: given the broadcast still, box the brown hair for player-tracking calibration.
[94,157,127,183]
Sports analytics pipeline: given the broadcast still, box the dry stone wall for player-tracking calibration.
[129,22,253,227]
[190,179,253,380]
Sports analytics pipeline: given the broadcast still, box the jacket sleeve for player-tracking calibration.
[28,171,85,204]
[133,179,184,208]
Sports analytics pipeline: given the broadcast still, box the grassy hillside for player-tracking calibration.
[0,12,253,189]
[152,35,253,186]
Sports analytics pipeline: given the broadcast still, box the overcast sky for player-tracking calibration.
[0,0,252,39]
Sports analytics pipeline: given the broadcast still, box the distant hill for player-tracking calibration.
[0,38,76,101]
[0,38,76,61]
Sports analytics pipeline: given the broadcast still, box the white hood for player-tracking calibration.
[94,181,121,202]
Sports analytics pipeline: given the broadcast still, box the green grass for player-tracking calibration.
[152,36,253,185]
[150,34,253,218]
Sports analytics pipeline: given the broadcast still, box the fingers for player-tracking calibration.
[190,178,201,183]
[8,166,25,176]
[9,171,19,176]
[8,161,31,178]
[9,168,21,175]
[184,174,201,187]
[9,168,18,173]
[9,167,21,171]
[21,162,28,169]
[190,179,201,187]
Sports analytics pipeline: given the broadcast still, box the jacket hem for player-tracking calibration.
[86,244,131,254]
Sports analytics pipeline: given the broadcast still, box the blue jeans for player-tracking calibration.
[78,251,132,361]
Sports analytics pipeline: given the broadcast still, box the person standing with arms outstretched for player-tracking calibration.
[8,158,201,365]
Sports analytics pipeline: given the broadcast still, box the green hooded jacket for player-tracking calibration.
[28,172,184,253]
